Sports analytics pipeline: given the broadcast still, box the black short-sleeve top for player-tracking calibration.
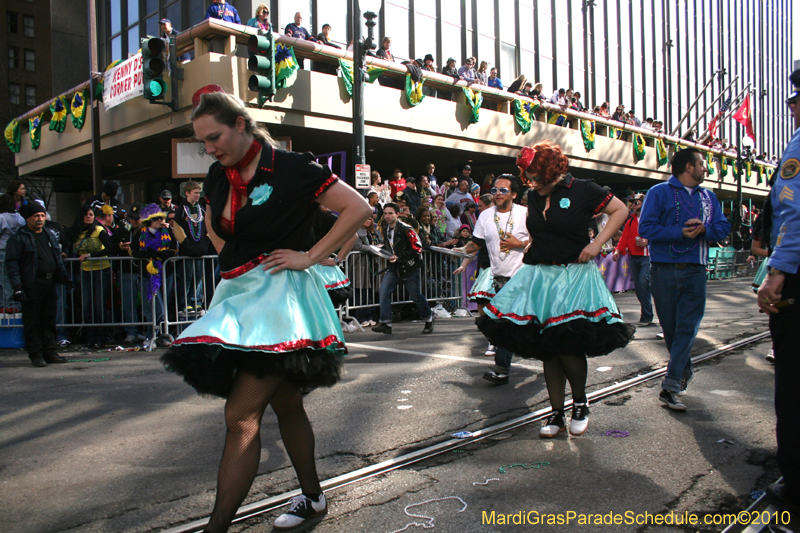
[204,143,339,272]
[523,174,613,265]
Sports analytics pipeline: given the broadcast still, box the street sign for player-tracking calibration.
[355,164,371,189]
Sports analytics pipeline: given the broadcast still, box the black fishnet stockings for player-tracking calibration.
[203,372,321,533]
[542,355,588,413]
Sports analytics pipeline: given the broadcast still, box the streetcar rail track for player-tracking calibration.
[161,331,771,533]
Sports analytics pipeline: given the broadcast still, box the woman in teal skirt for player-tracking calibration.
[161,87,371,532]
[477,141,634,438]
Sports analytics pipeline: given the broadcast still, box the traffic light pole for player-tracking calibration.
[352,2,365,187]
[87,0,102,194]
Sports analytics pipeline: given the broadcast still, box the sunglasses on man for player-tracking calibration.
[491,187,510,195]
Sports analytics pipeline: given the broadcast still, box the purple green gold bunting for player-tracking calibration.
[462,87,482,123]
[49,96,69,133]
[580,120,595,151]
[4,119,21,153]
[405,74,425,106]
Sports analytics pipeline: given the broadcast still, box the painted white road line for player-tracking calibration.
[346,342,538,367]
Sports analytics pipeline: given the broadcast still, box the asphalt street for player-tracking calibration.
[0,277,782,533]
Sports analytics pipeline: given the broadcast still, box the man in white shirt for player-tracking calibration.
[457,175,529,384]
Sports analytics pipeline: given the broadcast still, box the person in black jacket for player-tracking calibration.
[372,202,433,334]
[6,202,71,367]
[174,181,211,316]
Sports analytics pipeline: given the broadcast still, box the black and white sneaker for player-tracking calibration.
[659,389,687,411]
[765,349,775,364]
[273,493,327,530]
[485,344,496,356]
[482,370,509,385]
[569,403,590,436]
[539,411,566,438]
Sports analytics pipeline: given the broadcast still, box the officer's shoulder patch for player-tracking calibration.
[780,158,800,179]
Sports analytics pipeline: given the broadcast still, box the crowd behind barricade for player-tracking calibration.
[0,179,217,351]
[0,158,763,351]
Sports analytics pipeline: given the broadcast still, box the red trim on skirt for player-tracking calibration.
[172,334,345,352]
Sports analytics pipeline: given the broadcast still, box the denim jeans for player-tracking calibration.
[494,347,513,372]
[650,262,707,393]
[119,271,140,335]
[629,255,654,322]
[176,258,205,310]
[141,273,173,329]
[80,268,111,344]
[378,266,432,324]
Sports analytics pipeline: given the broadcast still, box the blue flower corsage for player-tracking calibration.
[250,183,273,205]
[559,198,570,209]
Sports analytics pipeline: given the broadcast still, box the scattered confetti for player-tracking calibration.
[751,490,765,500]
[604,430,629,437]
[716,439,735,444]
[397,405,413,410]
[597,366,612,372]
[451,431,474,439]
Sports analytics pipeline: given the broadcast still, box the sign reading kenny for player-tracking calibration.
[103,54,143,110]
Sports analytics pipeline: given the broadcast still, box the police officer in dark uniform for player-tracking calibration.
[6,202,71,367]
[757,68,800,517]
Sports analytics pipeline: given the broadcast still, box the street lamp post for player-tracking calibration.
[352,0,381,186]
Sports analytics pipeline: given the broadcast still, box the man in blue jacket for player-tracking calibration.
[639,147,731,411]
[757,68,800,517]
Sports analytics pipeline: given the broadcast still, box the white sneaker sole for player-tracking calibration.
[539,426,566,438]
[569,419,589,436]
[273,508,327,530]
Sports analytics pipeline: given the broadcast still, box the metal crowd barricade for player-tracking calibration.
[58,256,159,342]
[159,255,220,341]
[0,250,466,342]
[340,249,468,323]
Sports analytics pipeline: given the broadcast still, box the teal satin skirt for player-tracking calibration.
[311,263,352,306]
[477,262,634,359]
[752,258,767,293]
[467,267,495,302]
[161,264,347,397]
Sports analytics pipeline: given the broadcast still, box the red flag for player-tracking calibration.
[707,115,719,140]
[732,94,756,142]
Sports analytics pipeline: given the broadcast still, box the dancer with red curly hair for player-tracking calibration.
[477,140,634,437]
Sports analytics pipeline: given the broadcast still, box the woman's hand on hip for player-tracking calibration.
[261,250,314,274]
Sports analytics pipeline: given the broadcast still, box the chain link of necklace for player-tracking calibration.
[669,186,713,257]
[493,207,514,261]
[183,204,204,242]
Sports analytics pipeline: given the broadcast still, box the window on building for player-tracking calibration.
[188,0,206,27]
[317,0,347,47]
[8,47,19,69]
[165,1,181,32]
[24,49,35,71]
[9,84,20,105]
[23,15,34,37]
[7,11,18,33]
[25,85,36,107]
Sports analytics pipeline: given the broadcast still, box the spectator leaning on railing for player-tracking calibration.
[71,204,112,349]
[205,0,240,23]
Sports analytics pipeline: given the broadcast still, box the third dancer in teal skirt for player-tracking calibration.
[478,141,634,438]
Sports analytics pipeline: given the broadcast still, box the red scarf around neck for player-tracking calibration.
[224,138,261,231]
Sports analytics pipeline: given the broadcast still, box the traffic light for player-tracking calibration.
[247,33,276,104]
[142,37,168,102]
